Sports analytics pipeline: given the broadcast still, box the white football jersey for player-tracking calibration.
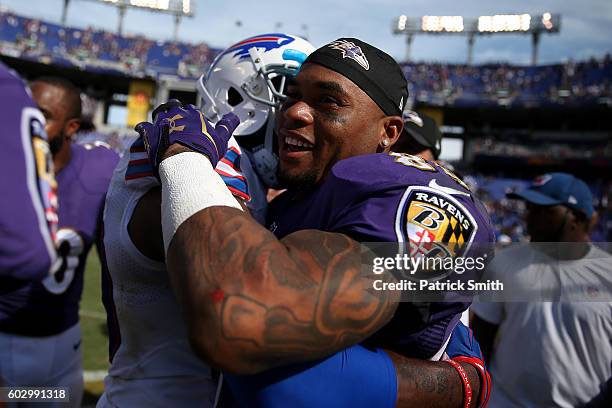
[98,137,248,407]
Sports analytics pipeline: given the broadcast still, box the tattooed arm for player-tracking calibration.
[129,185,484,407]
[130,197,485,406]
[389,351,482,407]
[124,168,397,376]
[165,203,398,375]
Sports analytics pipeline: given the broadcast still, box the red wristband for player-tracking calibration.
[453,356,491,407]
[447,359,473,408]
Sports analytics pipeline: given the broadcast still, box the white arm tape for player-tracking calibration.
[159,152,243,253]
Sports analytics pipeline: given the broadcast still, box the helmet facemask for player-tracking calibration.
[197,34,314,187]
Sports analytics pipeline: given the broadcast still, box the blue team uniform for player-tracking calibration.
[225,152,495,407]
[226,322,489,408]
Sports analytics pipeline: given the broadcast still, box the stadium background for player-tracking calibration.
[1,0,611,405]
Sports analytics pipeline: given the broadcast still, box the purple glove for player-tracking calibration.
[136,99,240,173]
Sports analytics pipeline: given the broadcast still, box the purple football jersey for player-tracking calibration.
[0,63,58,281]
[268,152,495,358]
[0,144,118,336]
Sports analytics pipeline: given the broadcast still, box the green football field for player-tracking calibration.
[80,250,109,404]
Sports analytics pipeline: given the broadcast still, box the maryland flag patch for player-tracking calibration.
[395,186,478,258]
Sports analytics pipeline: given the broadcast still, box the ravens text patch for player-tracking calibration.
[395,186,478,258]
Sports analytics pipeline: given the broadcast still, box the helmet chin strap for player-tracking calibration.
[264,106,276,153]
[252,105,279,188]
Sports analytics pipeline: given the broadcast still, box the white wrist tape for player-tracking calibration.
[159,152,243,253]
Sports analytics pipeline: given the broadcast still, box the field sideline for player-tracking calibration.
[81,250,109,405]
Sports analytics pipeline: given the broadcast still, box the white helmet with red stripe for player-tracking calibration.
[198,33,315,187]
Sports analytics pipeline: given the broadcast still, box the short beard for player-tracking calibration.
[277,168,319,190]
[48,134,65,156]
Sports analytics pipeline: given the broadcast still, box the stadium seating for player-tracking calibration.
[0,9,219,78]
[1,9,610,107]
[468,175,612,243]
[3,8,611,241]
[401,59,612,108]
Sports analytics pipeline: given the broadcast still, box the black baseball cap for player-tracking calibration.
[401,111,442,159]
[304,38,408,116]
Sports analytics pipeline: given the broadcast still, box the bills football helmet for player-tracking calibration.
[198,33,315,187]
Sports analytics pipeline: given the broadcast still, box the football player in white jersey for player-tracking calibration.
[98,34,315,407]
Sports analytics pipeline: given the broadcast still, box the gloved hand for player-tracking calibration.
[135,99,240,174]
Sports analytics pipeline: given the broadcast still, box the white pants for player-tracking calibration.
[0,323,83,408]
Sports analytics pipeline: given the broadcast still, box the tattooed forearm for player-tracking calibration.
[386,350,481,407]
[166,206,398,374]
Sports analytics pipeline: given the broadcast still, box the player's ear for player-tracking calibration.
[379,115,403,151]
[568,209,591,236]
[65,118,81,139]
[587,211,598,234]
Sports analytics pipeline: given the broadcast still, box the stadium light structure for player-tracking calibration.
[83,0,194,40]
[393,13,561,65]
[62,0,71,25]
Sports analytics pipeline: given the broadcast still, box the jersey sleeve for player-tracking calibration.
[324,154,494,358]
[223,345,396,408]
[0,66,59,280]
[326,153,490,253]
[214,137,250,202]
[444,321,492,408]
[124,135,250,202]
[80,143,120,194]
[329,183,403,242]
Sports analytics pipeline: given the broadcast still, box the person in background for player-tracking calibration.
[0,76,119,408]
[0,61,60,403]
[0,64,58,280]
[393,110,442,162]
[471,173,612,407]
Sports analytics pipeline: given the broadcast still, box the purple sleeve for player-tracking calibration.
[324,154,495,358]
[0,64,58,280]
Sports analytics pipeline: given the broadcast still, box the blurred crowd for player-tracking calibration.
[0,9,218,77]
[465,175,612,244]
[402,56,612,107]
[3,6,611,243]
[2,8,612,107]
[473,138,612,160]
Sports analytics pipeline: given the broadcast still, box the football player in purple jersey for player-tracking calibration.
[0,76,119,408]
[0,61,59,401]
[135,38,494,407]
[0,64,59,280]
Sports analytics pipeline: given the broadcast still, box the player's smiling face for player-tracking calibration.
[276,63,388,189]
